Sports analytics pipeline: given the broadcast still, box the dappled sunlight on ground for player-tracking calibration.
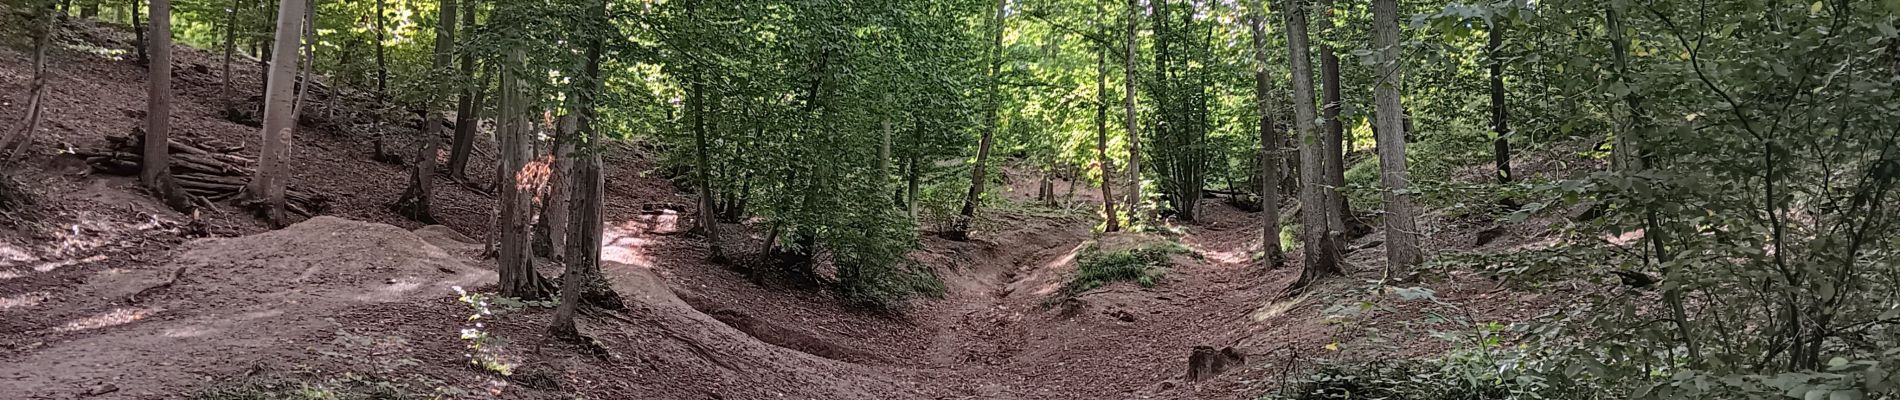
[601,213,681,269]
[1,291,50,310]
[1198,245,1255,267]
[1251,291,1311,322]
[55,307,160,333]
[1031,243,1087,296]
[0,245,37,267]
[161,325,216,338]
[32,255,107,273]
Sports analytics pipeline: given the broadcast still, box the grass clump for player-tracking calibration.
[1059,239,1188,297]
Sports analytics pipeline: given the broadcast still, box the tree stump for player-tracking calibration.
[1186,346,1245,382]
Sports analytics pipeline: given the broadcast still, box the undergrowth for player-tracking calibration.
[192,373,419,400]
[838,259,946,309]
[1058,239,1187,297]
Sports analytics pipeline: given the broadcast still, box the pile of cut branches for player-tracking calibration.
[76,134,329,216]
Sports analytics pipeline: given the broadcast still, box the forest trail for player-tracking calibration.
[0,14,1545,400]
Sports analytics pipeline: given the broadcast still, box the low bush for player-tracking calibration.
[1059,239,1188,297]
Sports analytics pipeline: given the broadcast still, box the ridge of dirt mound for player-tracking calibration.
[0,217,492,399]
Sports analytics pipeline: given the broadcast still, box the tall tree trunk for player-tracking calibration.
[1489,21,1510,183]
[289,0,314,126]
[4,0,56,163]
[1096,39,1120,233]
[498,47,546,299]
[131,0,146,65]
[1316,0,1348,234]
[1248,11,1282,267]
[1122,0,1142,219]
[690,70,725,262]
[142,0,182,208]
[245,0,307,227]
[393,0,455,223]
[447,0,479,181]
[552,7,620,334]
[219,0,239,117]
[373,0,387,98]
[535,114,574,259]
[1284,0,1340,291]
[952,0,1008,240]
[1370,0,1421,269]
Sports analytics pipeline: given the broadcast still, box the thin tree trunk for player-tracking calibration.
[393,0,454,223]
[289,0,314,125]
[219,0,239,116]
[880,93,894,207]
[1316,0,1348,234]
[131,0,146,65]
[1123,0,1142,218]
[905,151,920,220]
[4,0,56,164]
[142,0,183,209]
[1096,38,1119,233]
[1605,6,1644,172]
[498,47,546,299]
[373,0,387,98]
[690,70,725,262]
[1249,11,1282,267]
[447,0,479,181]
[1371,0,1421,269]
[245,0,307,227]
[1284,0,1340,291]
[1489,21,1510,183]
[952,0,1008,240]
[553,7,620,332]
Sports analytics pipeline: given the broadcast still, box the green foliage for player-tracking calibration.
[451,286,514,377]
[839,259,946,309]
[1059,239,1187,297]
[193,374,417,400]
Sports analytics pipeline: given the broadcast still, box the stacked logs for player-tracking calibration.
[77,134,329,216]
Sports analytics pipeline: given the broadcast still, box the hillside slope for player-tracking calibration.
[1,13,1575,400]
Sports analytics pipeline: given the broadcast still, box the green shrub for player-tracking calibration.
[838,260,945,309]
[1059,240,1187,297]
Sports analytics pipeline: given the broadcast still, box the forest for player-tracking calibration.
[1,0,1898,397]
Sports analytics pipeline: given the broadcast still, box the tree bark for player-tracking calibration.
[689,69,725,261]
[142,0,182,208]
[952,0,1008,240]
[289,0,314,126]
[219,0,239,117]
[535,114,574,259]
[552,5,620,333]
[1284,0,1340,290]
[1248,11,1282,267]
[393,0,455,223]
[1371,0,1422,269]
[1096,38,1120,233]
[1122,0,1142,219]
[1489,21,1510,183]
[4,0,56,164]
[373,0,388,98]
[245,0,307,227]
[498,47,546,299]
[1316,0,1348,234]
[447,0,480,181]
[131,0,147,65]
